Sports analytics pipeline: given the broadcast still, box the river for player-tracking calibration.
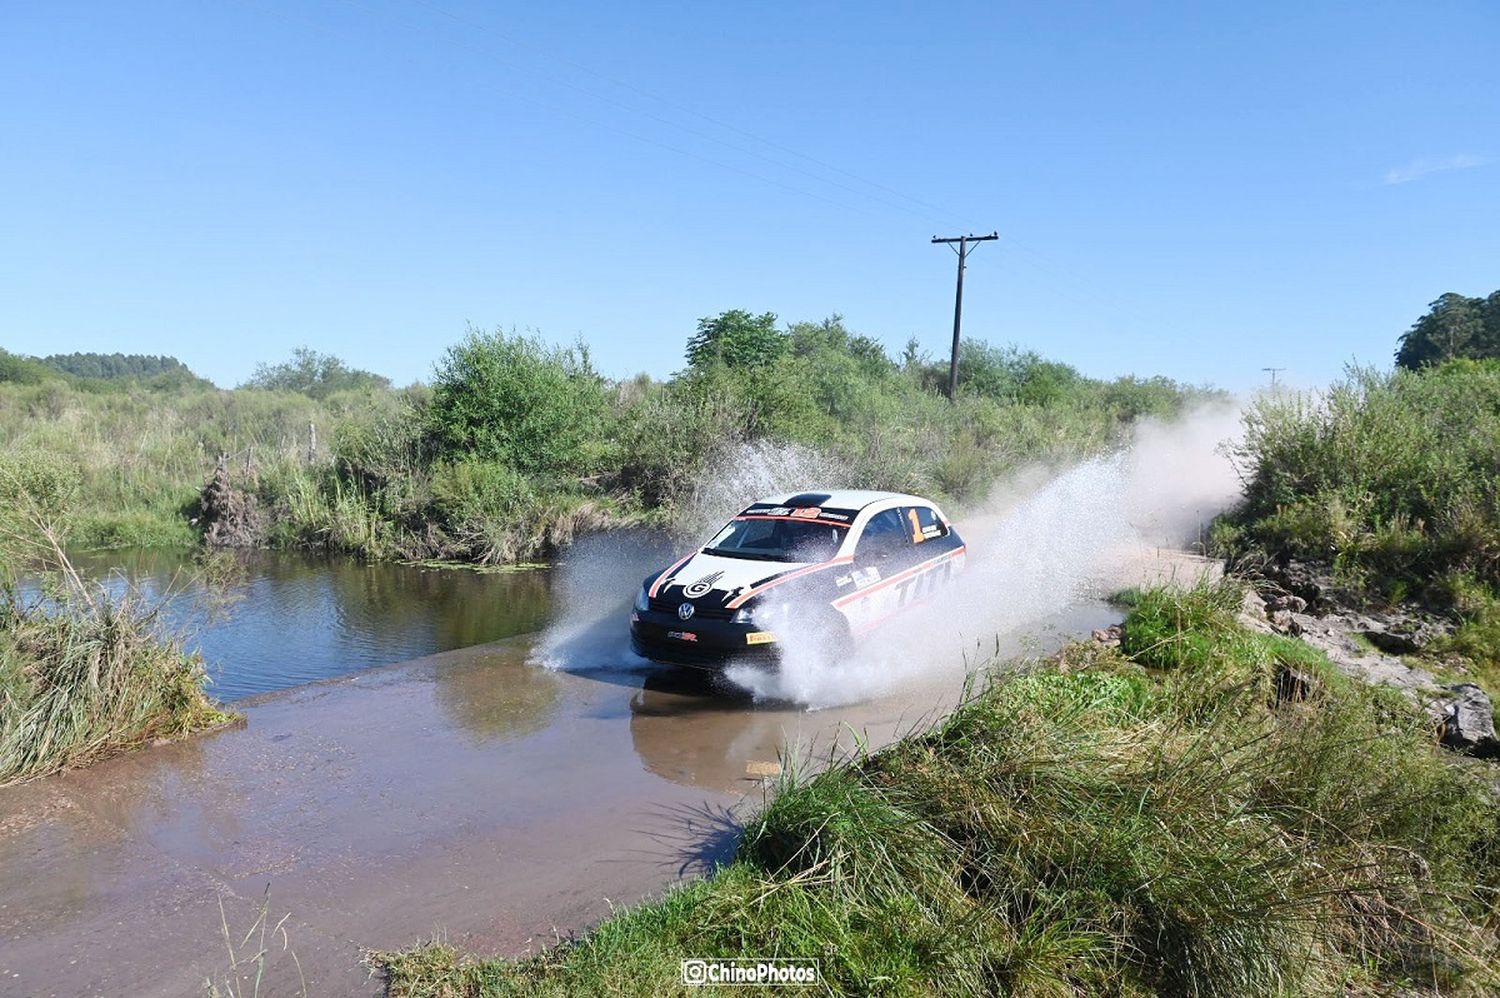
[67,549,554,701]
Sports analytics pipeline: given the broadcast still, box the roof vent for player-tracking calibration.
[784,492,833,507]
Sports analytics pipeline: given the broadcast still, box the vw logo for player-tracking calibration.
[677,602,696,620]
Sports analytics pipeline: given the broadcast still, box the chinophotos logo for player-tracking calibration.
[681,958,819,987]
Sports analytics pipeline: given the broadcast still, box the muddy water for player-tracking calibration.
[0,546,1206,997]
[66,549,553,700]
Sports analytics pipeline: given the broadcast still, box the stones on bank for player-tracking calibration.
[1235,563,1499,759]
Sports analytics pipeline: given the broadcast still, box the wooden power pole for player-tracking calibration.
[932,231,998,399]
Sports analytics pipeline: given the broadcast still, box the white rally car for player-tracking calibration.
[629,490,966,669]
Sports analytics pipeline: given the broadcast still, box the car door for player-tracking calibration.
[893,503,964,606]
[834,507,916,632]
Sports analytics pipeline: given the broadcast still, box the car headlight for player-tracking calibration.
[634,587,650,613]
[731,608,753,624]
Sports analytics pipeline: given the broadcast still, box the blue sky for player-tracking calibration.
[2,1,1496,391]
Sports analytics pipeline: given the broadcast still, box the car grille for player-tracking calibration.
[648,596,736,620]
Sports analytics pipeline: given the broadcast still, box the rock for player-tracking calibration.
[1266,593,1308,614]
[1358,612,1453,655]
[1262,559,1338,613]
[1428,684,1499,758]
[1091,624,1122,646]
[1237,589,1278,634]
[1273,661,1318,704]
[1279,611,1439,696]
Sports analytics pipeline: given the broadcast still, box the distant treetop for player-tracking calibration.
[1395,291,1500,369]
[41,352,204,382]
[242,347,391,399]
[685,310,786,370]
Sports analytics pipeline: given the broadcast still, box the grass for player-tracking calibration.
[1218,360,1500,602]
[376,581,1500,997]
[0,582,235,785]
[0,450,235,784]
[1215,359,1500,696]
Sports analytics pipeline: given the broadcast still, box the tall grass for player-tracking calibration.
[0,584,233,785]
[0,451,234,784]
[1216,359,1500,689]
[378,582,1500,997]
[1219,360,1500,598]
[0,325,1211,566]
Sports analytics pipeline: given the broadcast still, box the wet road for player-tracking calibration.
[0,603,1122,998]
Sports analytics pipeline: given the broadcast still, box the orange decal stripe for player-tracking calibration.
[648,551,697,599]
[734,515,851,529]
[725,556,853,609]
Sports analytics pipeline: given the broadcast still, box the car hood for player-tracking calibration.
[653,550,819,606]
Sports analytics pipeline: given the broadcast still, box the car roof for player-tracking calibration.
[751,489,935,510]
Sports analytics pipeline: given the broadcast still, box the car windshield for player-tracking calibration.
[703,517,843,562]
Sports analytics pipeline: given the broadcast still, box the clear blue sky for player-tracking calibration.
[2,1,1496,391]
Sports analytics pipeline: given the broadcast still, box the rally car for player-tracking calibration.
[629,490,966,669]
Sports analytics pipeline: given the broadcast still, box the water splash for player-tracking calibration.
[535,403,1244,702]
[728,403,1245,706]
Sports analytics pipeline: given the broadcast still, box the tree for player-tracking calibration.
[0,350,52,385]
[40,352,200,381]
[427,329,607,478]
[684,310,786,370]
[1395,291,1500,369]
[242,347,391,399]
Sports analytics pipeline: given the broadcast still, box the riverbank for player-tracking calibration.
[380,581,1500,997]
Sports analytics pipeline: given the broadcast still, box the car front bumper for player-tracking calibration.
[629,610,780,671]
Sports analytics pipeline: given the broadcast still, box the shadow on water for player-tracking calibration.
[66,548,554,701]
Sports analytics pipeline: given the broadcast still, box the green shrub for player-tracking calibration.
[428,329,608,478]
[1225,361,1500,600]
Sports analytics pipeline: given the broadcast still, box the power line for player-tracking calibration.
[932,232,998,400]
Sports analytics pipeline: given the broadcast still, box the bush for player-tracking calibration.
[428,329,608,478]
[0,588,232,785]
[1223,361,1500,599]
[0,452,232,784]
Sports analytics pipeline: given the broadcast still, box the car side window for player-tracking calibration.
[857,509,912,561]
[910,505,947,543]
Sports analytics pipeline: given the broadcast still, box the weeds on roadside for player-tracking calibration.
[205,886,307,998]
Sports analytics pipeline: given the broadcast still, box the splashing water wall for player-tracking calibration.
[535,404,1246,707]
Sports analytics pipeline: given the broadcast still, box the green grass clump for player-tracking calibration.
[0,587,234,785]
[0,450,234,784]
[377,581,1500,997]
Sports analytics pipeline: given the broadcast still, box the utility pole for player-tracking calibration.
[1262,367,1285,388]
[932,231,998,400]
